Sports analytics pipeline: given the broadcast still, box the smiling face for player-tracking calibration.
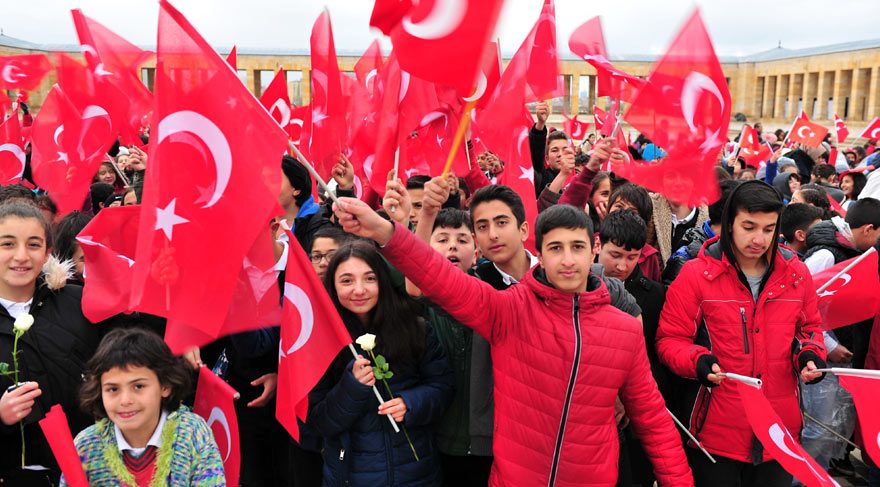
[101,365,170,448]
[0,216,49,302]
[538,227,593,293]
[429,225,476,272]
[97,163,116,185]
[333,257,379,323]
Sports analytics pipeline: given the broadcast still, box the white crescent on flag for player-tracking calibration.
[206,406,233,462]
[463,71,488,102]
[157,110,232,209]
[269,99,292,128]
[0,144,25,180]
[402,0,468,40]
[797,125,812,139]
[680,71,726,140]
[282,282,314,356]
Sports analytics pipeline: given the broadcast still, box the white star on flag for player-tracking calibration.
[226,97,237,109]
[519,166,534,184]
[155,198,189,241]
[312,107,328,126]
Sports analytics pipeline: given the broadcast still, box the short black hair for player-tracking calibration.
[90,183,115,215]
[433,208,474,233]
[545,131,570,156]
[780,203,824,243]
[406,175,431,191]
[457,177,470,200]
[599,210,647,251]
[607,183,652,225]
[34,194,57,218]
[308,225,351,252]
[795,186,832,219]
[54,211,93,262]
[720,180,784,264]
[281,155,312,206]
[709,180,742,224]
[845,197,880,230]
[470,185,526,226]
[811,164,837,181]
[0,184,35,203]
[535,204,593,252]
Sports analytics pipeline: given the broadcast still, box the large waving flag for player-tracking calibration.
[838,374,880,464]
[0,54,52,91]
[789,116,829,148]
[568,16,644,102]
[309,9,347,177]
[812,248,880,329]
[130,0,288,343]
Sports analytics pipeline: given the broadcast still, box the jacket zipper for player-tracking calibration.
[739,307,750,354]
[547,295,581,487]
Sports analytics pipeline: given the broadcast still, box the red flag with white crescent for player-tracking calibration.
[194,367,240,487]
[259,68,297,139]
[812,250,880,329]
[563,113,590,141]
[740,124,772,168]
[833,114,849,144]
[860,117,880,140]
[277,229,351,441]
[0,54,51,91]
[130,0,288,338]
[789,117,829,148]
[0,112,25,185]
[309,9,348,177]
[838,374,880,464]
[568,16,644,102]
[737,382,838,486]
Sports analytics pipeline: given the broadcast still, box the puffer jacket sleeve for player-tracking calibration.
[397,326,455,428]
[558,166,598,209]
[381,223,519,345]
[656,262,710,379]
[308,360,376,437]
[620,324,694,486]
[791,268,827,368]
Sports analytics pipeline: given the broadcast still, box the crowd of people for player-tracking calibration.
[0,93,879,487]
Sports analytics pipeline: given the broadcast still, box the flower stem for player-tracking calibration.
[13,331,24,468]
[368,350,419,461]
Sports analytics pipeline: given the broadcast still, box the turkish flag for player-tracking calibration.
[740,124,772,168]
[309,10,347,177]
[617,9,729,206]
[789,117,829,148]
[226,46,237,70]
[524,0,562,101]
[838,374,880,464]
[408,108,469,177]
[259,68,295,137]
[194,367,240,487]
[833,114,849,144]
[38,405,89,487]
[130,0,288,337]
[859,117,880,140]
[386,0,505,95]
[563,113,590,140]
[29,83,115,216]
[77,205,140,323]
[594,105,607,133]
[0,112,25,184]
[0,54,52,91]
[70,9,154,147]
[568,16,644,102]
[369,0,413,35]
[738,383,837,486]
[290,104,311,151]
[276,229,351,441]
[812,250,880,329]
[354,39,384,93]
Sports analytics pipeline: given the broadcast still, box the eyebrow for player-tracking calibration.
[103,377,150,387]
[0,235,44,241]
[546,240,589,246]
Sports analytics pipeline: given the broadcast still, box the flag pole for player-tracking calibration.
[390,149,400,214]
[440,100,476,179]
[347,343,400,433]
[813,367,880,380]
[288,141,341,207]
[802,412,860,450]
[718,372,762,389]
[666,408,716,464]
[815,246,877,294]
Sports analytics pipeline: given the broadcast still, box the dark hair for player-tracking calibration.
[841,172,867,200]
[780,203,824,243]
[433,208,474,233]
[0,201,54,249]
[535,204,593,252]
[709,180,741,224]
[608,183,652,226]
[811,164,837,181]
[587,171,612,228]
[845,197,880,230]
[93,161,117,184]
[470,185,526,226]
[53,211,92,262]
[79,327,192,419]
[34,194,57,219]
[599,210,647,251]
[90,182,115,214]
[309,225,351,252]
[405,175,431,191]
[545,131,570,156]
[457,177,470,200]
[794,186,832,219]
[324,242,425,372]
[714,165,732,181]
[0,185,35,203]
[720,180,784,265]
[281,155,312,206]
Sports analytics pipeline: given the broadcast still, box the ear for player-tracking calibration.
[161,384,172,399]
[593,234,600,255]
[292,188,301,198]
[794,229,808,243]
[519,221,529,243]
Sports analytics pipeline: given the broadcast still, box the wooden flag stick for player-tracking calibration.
[288,141,341,207]
[441,99,477,178]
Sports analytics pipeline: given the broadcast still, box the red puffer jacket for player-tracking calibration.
[382,224,693,487]
[657,237,826,463]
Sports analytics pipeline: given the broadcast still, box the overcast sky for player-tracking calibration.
[3,0,878,58]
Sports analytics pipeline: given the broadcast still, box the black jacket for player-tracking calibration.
[0,281,99,477]
[528,125,557,197]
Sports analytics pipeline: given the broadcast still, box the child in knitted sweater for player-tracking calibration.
[61,327,225,486]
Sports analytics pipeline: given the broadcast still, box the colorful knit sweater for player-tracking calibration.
[60,406,226,486]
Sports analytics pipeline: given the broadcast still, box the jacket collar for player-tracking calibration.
[698,236,799,282]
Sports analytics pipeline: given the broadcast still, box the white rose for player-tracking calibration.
[13,314,34,333]
[355,333,376,352]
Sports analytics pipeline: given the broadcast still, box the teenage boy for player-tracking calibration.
[333,197,693,486]
[657,181,827,486]
[779,203,824,259]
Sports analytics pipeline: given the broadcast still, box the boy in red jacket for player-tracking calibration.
[333,198,693,487]
[656,180,827,486]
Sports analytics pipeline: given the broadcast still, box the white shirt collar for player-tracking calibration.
[494,250,539,286]
[671,207,697,227]
[115,410,168,457]
[0,297,32,321]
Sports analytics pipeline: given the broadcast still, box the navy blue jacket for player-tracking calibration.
[308,324,454,486]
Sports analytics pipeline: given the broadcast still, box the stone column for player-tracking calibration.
[867,66,879,120]
[570,75,580,115]
[302,69,311,105]
[832,70,846,119]
[762,76,773,118]
[850,68,864,121]
[587,75,596,111]
[815,72,826,119]
[774,75,787,120]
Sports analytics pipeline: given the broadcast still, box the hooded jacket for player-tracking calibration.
[382,223,693,487]
[656,235,826,463]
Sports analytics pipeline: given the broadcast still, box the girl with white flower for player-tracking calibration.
[307,241,455,486]
[0,202,99,486]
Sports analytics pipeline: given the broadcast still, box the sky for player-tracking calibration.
[2,0,878,59]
